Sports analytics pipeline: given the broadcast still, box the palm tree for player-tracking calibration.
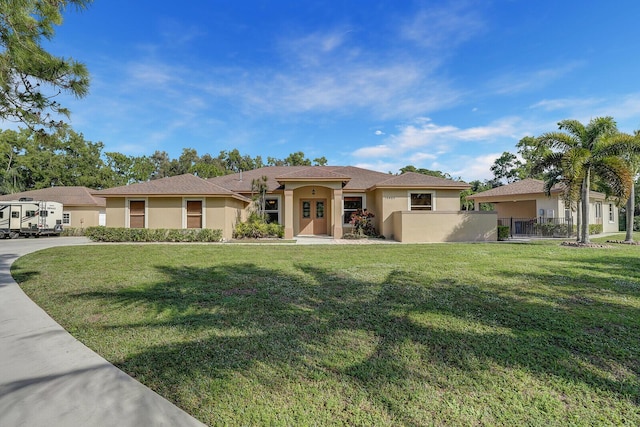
[536,117,636,244]
[622,131,640,242]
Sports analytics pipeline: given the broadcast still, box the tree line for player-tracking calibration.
[0,127,330,193]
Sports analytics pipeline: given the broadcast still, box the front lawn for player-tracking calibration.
[12,236,640,426]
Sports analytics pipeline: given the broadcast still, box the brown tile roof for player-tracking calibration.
[466,179,561,199]
[208,166,432,192]
[276,167,352,181]
[207,166,309,193]
[371,172,470,190]
[94,174,250,201]
[0,186,106,207]
[467,178,607,200]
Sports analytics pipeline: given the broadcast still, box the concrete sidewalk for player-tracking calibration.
[0,237,206,427]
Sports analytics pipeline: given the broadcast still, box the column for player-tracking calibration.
[332,188,343,239]
[284,189,294,239]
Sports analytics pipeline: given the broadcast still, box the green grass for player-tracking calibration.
[11,234,640,426]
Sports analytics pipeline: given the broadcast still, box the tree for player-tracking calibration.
[399,165,453,179]
[490,152,522,184]
[251,175,268,218]
[536,117,637,244]
[313,156,328,166]
[0,0,92,130]
[0,128,26,193]
[621,130,640,242]
[515,136,552,180]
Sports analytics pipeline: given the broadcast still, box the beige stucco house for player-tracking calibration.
[467,178,619,236]
[0,186,106,229]
[94,166,497,243]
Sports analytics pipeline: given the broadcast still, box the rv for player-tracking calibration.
[0,199,64,239]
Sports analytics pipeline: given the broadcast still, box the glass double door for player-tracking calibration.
[299,199,327,235]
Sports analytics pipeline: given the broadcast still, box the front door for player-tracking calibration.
[299,199,327,235]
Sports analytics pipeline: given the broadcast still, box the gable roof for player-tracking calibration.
[370,172,470,190]
[0,186,106,207]
[94,174,250,201]
[276,167,352,182]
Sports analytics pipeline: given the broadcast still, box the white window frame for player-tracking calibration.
[182,198,206,229]
[408,191,436,211]
[343,194,366,226]
[263,195,281,224]
[608,203,615,223]
[62,212,71,225]
[125,198,148,228]
[595,201,602,219]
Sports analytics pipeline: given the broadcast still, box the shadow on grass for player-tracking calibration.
[74,257,640,423]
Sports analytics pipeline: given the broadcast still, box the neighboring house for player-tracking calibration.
[94,166,497,242]
[0,186,106,229]
[466,178,619,236]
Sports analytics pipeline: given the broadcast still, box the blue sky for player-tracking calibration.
[41,1,640,181]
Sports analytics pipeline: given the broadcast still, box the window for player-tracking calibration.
[343,196,363,224]
[302,201,311,218]
[129,200,145,228]
[410,193,433,211]
[609,203,614,222]
[595,202,602,219]
[38,210,47,217]
[186,200,202,228]
[264,197,280,223]
[12,211,19,218]
[63,213,71,225]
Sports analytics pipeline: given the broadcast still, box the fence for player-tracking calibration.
[498,217,575,238]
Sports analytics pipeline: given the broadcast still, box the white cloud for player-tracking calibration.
[488,62,583,96]
[450,153,501,182]
[400,3,485,49]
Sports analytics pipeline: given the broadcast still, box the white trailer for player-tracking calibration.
[0,199,64,239]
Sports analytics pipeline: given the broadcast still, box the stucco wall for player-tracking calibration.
[392,211,497,242]
[63,206,102,228]
[105,198,126,228]
[148,198,182,229]
[494,200,536,218]
[206,197,247,240]
[377,188,463,239]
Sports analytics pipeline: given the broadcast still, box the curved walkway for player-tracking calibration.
[0,237,205,427]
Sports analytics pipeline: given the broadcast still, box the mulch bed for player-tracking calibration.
[561,241,613,248]
[605,240,640,245]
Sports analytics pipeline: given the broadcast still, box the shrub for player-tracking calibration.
[589,224,603,235]
[349,209,378,237]
[60,227,85,236]
[85,227,223,243]
[497,225,510,241]
[233,213,284,239]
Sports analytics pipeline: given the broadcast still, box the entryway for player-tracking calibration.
[299,199,327,235]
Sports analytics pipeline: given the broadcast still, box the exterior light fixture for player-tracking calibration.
[312,188,316,195]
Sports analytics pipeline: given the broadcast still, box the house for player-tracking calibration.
[0,186,106,229]
[94,173,250,241]
[466,178,619,236]
[94,166,498,242]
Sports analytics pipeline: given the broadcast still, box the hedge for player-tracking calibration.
[497,225,510,241]
[85,227,223,243]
